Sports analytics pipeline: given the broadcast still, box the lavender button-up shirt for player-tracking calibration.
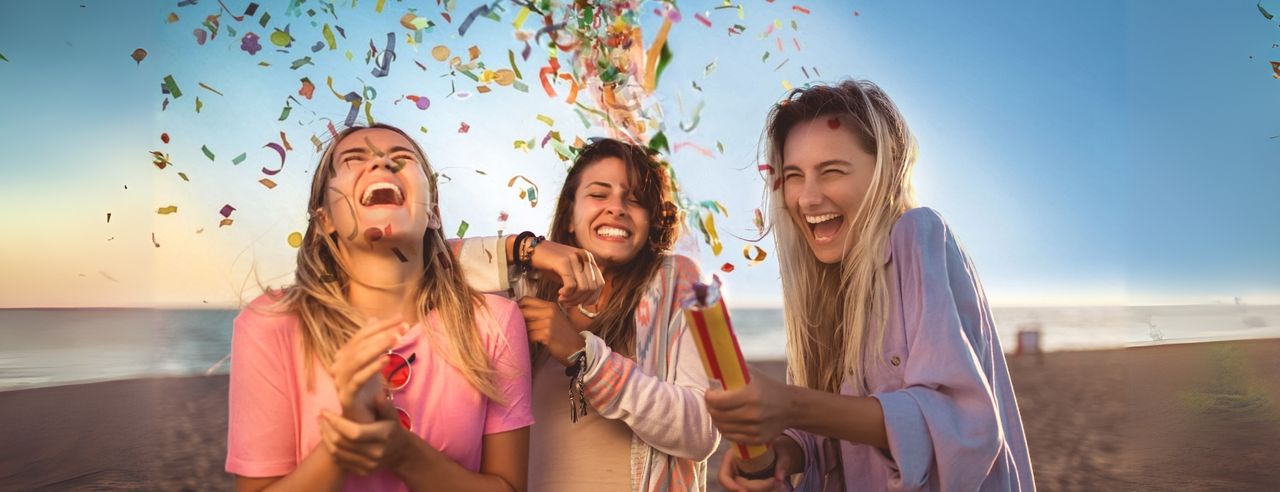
[784,207,1035,491]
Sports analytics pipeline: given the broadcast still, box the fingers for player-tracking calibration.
[719,452,748,492]
[581,250,603,306]
[346,316,405,347]
[322,410,391,444]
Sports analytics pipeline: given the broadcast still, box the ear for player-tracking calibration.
[315,207,337,235]
[427,204,442,230]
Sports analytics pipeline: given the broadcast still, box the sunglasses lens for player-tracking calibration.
[382,353,410,390]
[396,407,412,431]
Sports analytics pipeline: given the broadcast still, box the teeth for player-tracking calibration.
[596,226,630,238]
[805,214,841,224]
[361,182,403,206]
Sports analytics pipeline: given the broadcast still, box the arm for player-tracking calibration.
[862,208,1003,490]
[234,448,345,492]
[578,257,721,460]
[393,427,529,492]
[580,326,721,460]
[226,303,345,492]
[451,235,602,306]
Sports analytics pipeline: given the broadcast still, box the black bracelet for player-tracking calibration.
[512,231,535,270]
[737,451,779,481]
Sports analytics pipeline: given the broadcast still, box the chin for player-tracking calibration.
[809,244,842,265]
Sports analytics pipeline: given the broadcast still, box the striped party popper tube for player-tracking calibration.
[682,277,773,469]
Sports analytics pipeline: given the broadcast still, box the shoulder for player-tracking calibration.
[891,207,948,242]
[888,207,952,260]
[668,253,702,280]
[234,291,300,335]
[475,293,523,334]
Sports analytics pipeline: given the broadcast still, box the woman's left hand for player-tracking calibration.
[318,398,416,477]
[704,368,795,446]
[518,296,586,366]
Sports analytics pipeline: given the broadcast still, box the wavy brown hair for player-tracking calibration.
[764,80,918,394]
[535,138,680,356]
[274,123,500,400]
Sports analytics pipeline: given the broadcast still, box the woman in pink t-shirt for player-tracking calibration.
[225,124,533,492]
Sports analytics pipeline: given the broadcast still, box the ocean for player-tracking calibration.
[2,304,1277,392]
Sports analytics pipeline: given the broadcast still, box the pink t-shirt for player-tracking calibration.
[225,293,533,491]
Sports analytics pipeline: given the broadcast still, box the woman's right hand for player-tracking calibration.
[718,443,796,492]
[528,240,603,307]
[331,316,407,423]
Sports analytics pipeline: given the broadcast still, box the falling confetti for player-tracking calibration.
[287,231,303,248]
[130,48,148,65]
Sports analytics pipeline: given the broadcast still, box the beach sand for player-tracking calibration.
[2,339,1278,490]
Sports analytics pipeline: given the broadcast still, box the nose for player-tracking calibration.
[797,176,825,209]
[604,195,628,218]
[367,156,395,173]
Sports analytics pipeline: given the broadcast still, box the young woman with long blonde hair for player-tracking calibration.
[316,137,723,491]
[705,81,1035,491]
[225,124,532,492]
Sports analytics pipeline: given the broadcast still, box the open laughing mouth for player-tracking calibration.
[360,182,405,207]
[594,224,632,243]
[805,213,844,243]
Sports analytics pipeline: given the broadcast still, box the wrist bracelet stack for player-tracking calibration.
[565,349,587,423]
[511,231,536,273]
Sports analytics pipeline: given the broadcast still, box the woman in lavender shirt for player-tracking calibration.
[705,80,1035,491]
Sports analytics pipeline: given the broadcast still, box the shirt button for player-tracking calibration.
[890,356,901,366]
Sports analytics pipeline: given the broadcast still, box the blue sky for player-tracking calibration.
[0,0,1276,308]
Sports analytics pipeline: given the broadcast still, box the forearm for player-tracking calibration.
[584,351,720,460]
[244,446,345,492]
[394,439,516,492]
[786,385,888,450]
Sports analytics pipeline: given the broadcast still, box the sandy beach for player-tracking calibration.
[2,339,1278,490]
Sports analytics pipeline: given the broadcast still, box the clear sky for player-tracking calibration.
[1,0,1277,308]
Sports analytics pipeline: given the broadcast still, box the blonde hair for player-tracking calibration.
[274,123,501,400]
[764,80,918,394]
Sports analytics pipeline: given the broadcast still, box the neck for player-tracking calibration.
[341,243,424,325]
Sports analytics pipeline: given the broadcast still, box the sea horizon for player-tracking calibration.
[2,304,1277,392]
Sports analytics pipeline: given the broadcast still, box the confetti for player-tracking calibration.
[177,172,189,182]
[106,213,112,223]
[201,145,215,161]
[431,45,450,61]
[270,26,293,47]
[161,133,170,144]
[261,142,287,175]
[197,83,224,96]
[219,204,236,218]
[1261,1,1275,20]
[721,263,735,273]
[240,32,262,55]
[157,205,179,215]
[131,48,147,65]
[458,122,471,133]
[287,231,303,248]
[219,218,234,227]
[162,75,183,98]
[507,175,539,207]
[391,247,409,263]
[743,245,767,265]
[456,220,469,238]
[259,178,277,189]
[152,233,160,248]
[792,5,811,15]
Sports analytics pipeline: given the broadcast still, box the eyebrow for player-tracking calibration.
[781,159,853,173]
[338,146,416,158]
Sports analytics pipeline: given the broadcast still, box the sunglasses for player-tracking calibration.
[381,351,416,431]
